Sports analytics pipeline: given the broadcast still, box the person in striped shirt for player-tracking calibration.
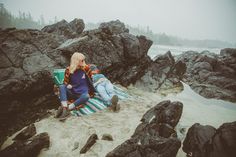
[56,52,95,120]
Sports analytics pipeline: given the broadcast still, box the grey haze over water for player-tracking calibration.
[148,44,221,59]
[1,0,236,44]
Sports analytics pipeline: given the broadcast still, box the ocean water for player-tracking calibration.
[148,44,221,59]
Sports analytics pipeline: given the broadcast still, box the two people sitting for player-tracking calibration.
[55,52,119,120]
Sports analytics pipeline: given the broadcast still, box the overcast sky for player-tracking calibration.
[1,0,236,43]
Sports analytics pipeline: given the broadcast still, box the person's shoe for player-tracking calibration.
[58,108,70,121]
[115,103,120,112]
[111,95,119,112]
[54,106,63,118]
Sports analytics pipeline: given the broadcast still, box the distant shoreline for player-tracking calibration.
[148,44,221,58]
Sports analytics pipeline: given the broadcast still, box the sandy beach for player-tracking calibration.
[2,83,236,157]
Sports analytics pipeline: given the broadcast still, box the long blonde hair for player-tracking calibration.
[69,52,86,73]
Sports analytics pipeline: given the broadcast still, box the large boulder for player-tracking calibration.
[220,48,236,57]
[106,100,183,157]
[0,132,50,157]
[0,28,63,146]
[99,19,129,35]
[183,121,236,157]
[42,18,85,38]
[182,123,216,157]
[177,50,236,102]
[135,51,186,92]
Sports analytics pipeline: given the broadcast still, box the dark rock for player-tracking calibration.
[135,51,185,92]
[205,121,236,157]
[72,141,80,151]
[137,35,153,56]
[80,133,98,154]
[220,48,236,57]
[101,134,113,141]
[58,20,153,87]
[173,60,187,78]
[13,124,36,141]
[179,127,186,134]
[183,121,236,157]
[42,18,84,38]
[140,100,183,127]
[106,100,183,157]
[99,20,129,35]
[0,50,12,68]
[177,50,236,102]
[159,123,177,138]
[183,123,216,157]
[120,33,142,59]
[0,27,64,145]
[0,132,50,157]
[0,69,59,146]
[69,18,85,35]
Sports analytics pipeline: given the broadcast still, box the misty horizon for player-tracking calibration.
[1,0,236,44]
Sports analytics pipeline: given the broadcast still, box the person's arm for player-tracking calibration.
[93,78,107,87]
[63,67,70,85]
[83,64,93,78]
[93,81,99,87]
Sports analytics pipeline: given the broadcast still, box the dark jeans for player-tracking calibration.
[59,85,89,107]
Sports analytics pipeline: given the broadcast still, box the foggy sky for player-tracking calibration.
[1,0,236,43]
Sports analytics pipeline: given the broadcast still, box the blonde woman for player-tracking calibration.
[56,52,95,119]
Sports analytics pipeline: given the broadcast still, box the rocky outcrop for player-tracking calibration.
[13,124,36,141]
[0,133,49,157]
[2,17,234,155]
[182,123,216,157]
[0,19,156,146]
[99,19,129,35]
[183,121,236,157]
[42,18,85,38]
[0,19,187,147]
[0,27,65,145]
[177,49,236,102]
[106,100,183,157]
[135,51,186,92]
[0,124,49,157]
[220,48,236,57]
[57,20,154,86]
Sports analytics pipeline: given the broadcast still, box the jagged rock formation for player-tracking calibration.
[13,124,36,141]
[57,20,154,87]
[177,49,236,102]
[0,124,49,157]
[1,17,233,149]
[135,51,186,92]
[0,19,158,146]
[106,100,183,157]
[42,18,85,38]
[183,121,236,157]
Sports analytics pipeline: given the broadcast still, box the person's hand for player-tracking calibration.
[89,92,95,98]
[67,84,72,89]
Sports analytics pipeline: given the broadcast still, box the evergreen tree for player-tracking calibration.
[0,3,45,29]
